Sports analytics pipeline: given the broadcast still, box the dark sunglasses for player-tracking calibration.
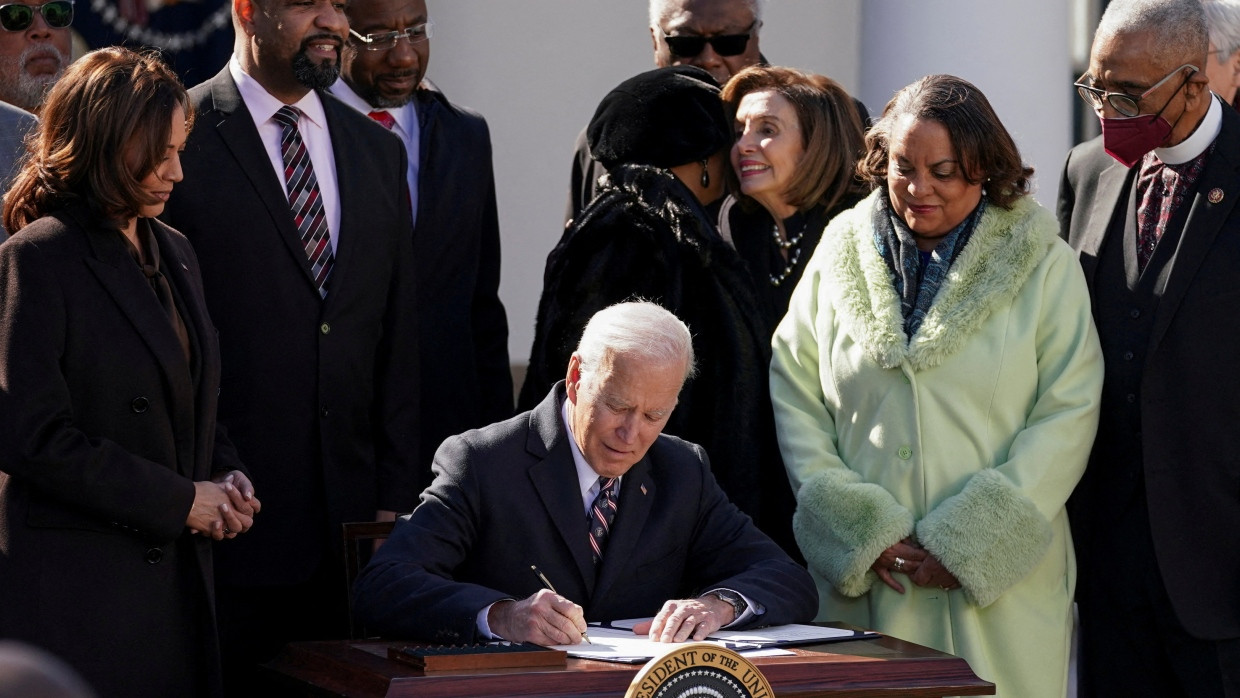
[0,0,73,31]
[663,22,756,58]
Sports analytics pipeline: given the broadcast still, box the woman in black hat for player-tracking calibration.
[519,65,795,557]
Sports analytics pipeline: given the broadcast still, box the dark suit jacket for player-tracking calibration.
[1058,100,1240,639]
[408,83,511,481]
[353,383,817,643]
[162,67,420,586]
[0,207,242,697]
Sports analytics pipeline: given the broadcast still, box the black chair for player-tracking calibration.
[342,520,396,639]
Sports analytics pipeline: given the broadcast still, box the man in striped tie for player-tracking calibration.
[330,0,513,493]
[352,301,817,645]
[162,0,420,690]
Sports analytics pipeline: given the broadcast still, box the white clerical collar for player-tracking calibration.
[1156,94,1223,165]
[561,398,620,512]
[229,55,328,132]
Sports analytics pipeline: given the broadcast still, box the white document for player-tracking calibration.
[549,625,804,663]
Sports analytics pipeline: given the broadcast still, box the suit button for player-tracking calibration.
[131,397,150,413]
[1129,309,1141,319]
[320,407,330,418]
[1123,351,1134,361]
[145,547,163,564]
[1126,393,1137,403]
[320,323,331,335]
[898,446,912,460]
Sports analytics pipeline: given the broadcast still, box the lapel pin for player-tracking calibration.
[1208,188,1224,204]
[640,484,647,496]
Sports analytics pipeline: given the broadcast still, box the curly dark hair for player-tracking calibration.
[857,74,1032,209]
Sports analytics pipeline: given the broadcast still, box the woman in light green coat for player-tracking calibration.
[770,75,1104,697]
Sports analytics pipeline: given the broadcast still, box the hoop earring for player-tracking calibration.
[700,159,710,188]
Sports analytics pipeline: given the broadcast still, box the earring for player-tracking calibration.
[700,159,710,188]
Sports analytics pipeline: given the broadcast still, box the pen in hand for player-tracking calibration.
[530,565,592,644]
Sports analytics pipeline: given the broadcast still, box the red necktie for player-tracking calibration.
[368,110,396,130]
[273,106,334,298]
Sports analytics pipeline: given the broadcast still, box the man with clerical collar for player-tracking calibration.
[1060,0,1240,694]
[354,301,816,644]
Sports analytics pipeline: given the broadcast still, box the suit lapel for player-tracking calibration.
[208,73,325,296]
[80,214,196,473]
[1150,112,1240,351]
[526,387,597,593]
[1078,159,1133,287]
[591,457,655,609]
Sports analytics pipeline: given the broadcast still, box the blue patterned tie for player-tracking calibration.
[588,477,618,564]
[273,106,334,298]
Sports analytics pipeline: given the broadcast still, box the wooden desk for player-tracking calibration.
[265,630,995,697]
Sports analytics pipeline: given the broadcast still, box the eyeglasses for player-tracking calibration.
[0,0,72,32]
[661,21,758,58]
[349,20,432,51]
[1074,63,1198,117]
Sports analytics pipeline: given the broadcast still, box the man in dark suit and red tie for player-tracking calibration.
[330,0,513,488]
[1059,0,1240,694]
[353,302,816,645]
[161,0,420,688]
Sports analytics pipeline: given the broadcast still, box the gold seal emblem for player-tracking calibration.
[626,642,774,698]
[1209,188,1225,204]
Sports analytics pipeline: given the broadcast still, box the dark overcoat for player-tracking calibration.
[0,207,242,697]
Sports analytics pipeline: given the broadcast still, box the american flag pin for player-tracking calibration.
[1208,188,1224,204]
[640,484,647,496]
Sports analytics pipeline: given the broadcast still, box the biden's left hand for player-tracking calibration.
[633,595,734,643]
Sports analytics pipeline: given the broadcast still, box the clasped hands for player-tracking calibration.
[872,536,961,593]
[186,470,261,540]
[487,589,736,646]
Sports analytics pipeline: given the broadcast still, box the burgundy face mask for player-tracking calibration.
[1101,113,1173,168]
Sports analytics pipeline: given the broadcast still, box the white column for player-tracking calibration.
[859,0,1075,204]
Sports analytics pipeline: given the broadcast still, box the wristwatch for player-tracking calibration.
[705,589,748,621]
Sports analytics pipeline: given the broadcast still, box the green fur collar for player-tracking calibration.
[824,190,1057,371]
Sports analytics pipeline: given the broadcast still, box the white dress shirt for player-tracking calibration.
[329,78,420,227]
[229,56,342,253]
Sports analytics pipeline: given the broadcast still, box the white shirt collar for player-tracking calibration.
[229,55,329,132]
[1155,94,1223,165]
[561,397,619,515]
[328,78,415,138]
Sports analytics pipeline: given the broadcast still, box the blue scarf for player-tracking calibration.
[873,191,986,339]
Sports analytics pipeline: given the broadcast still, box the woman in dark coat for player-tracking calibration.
[519,65,794,555]
[0,47,259,698]
[721,65,871,332]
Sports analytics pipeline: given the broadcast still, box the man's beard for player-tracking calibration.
[358,76,417,109]
[291,38,340,91]
[0,43,67,112]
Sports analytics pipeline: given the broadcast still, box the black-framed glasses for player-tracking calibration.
[0,0,72,31]
[1074,63,1198,117]
[661,21,758,58]
[349,20,432,51]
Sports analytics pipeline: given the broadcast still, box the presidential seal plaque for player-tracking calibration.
[625,642,775,698]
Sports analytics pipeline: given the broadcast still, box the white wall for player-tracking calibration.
[424,1,1073,368]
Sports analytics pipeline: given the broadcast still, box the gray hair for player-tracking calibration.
[1096,0,1208,69]
[574,301,697,384]
[1204,0,1240,57]
[649,0,766,29]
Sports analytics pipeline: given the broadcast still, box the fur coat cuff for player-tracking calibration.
[916,468,1052,607]
[793,468,914,597]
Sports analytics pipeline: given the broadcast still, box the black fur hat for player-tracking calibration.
[587,65,730,171]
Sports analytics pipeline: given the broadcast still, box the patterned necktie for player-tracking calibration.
[1134,148,1209,273]
[588,476,619,564]
[272,106,334,298]
[368,110,396,130]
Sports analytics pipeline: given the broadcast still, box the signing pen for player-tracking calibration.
[530,565,592,644]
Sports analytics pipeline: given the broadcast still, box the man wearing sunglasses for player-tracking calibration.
[564,0,765,227]
[331,0,513,492]
[1058,0,1240,696]
[0,0,72,114]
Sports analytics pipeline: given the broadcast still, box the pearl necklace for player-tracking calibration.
[769,221,806,287]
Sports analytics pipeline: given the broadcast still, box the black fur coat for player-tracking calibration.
[519,164,794,555]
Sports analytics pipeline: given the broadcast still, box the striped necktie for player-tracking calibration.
[588,476,619,564]
[273,105,334,298]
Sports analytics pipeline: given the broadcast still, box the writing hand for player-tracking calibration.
[487,589,587,645]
